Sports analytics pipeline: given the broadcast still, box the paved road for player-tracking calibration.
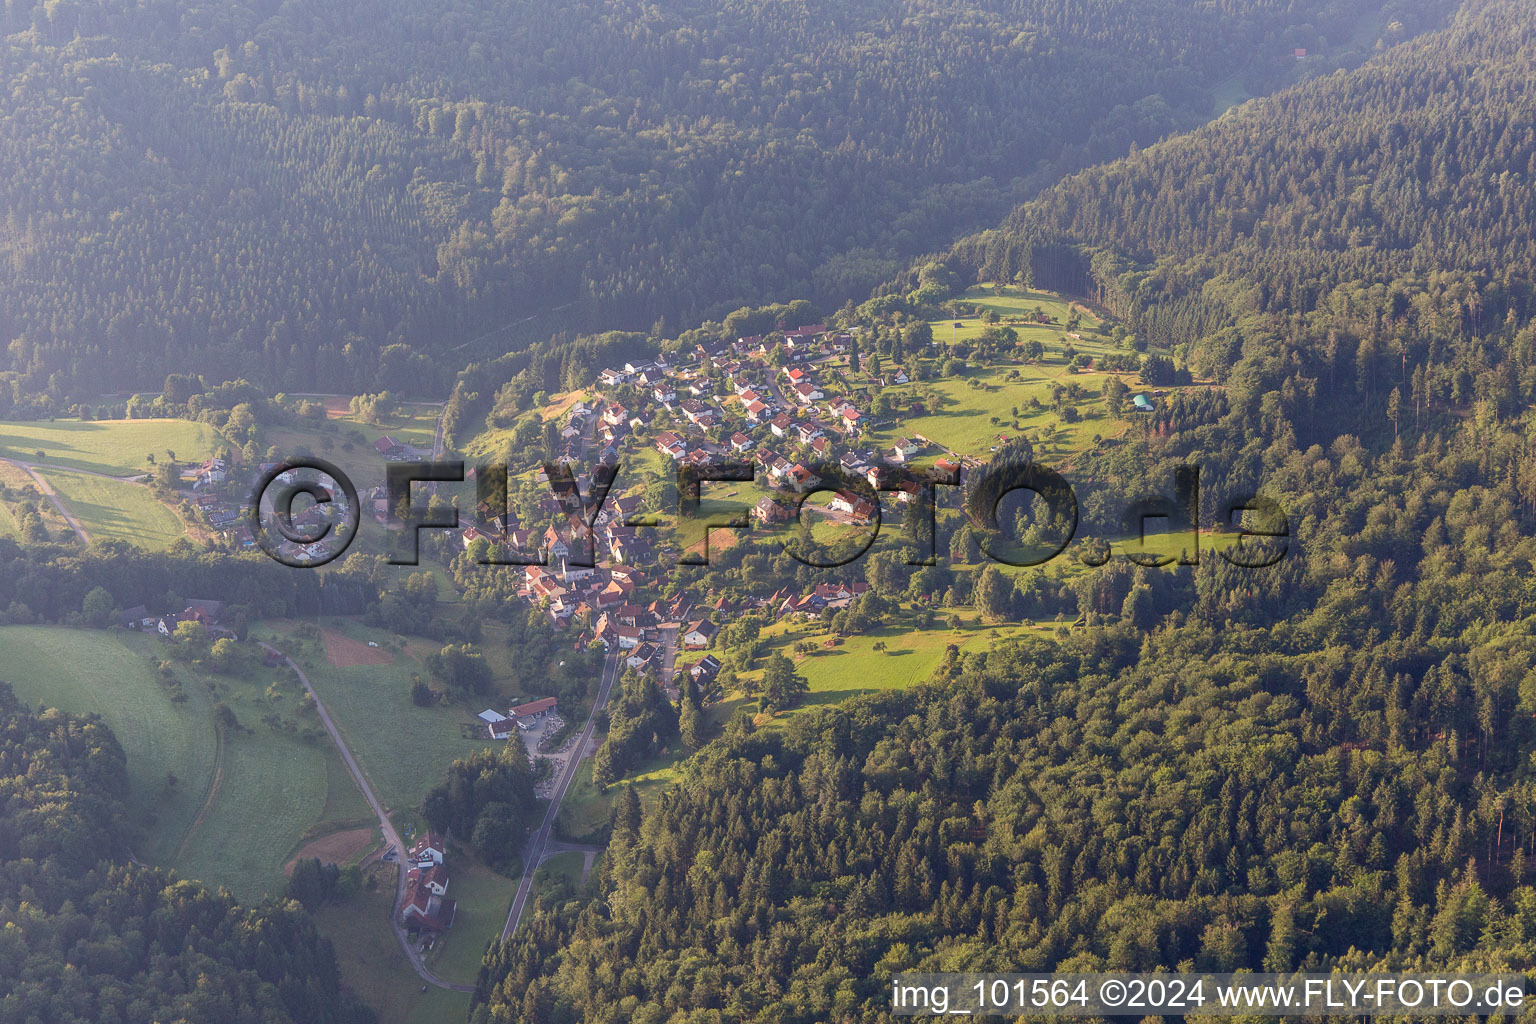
[500,648,622,941]
[258,641,474,993]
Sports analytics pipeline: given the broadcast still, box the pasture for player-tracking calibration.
[0,626,218,865]
[254,619,502,816]
[0,418,220,475]
[38,468,189,549]
[0,625,376,900]
[422,857,519,985]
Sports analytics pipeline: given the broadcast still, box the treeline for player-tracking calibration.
[0,683,375,1023]
[0,0,1429,395]
[0,541,378,625]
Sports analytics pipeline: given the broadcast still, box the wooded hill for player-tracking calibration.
[471,2,1536,1020]
[0,0,1445,395]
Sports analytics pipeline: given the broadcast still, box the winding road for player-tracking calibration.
[500,647,622,941]
[257,640,474,993]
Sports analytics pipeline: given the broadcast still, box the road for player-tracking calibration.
[257,640,474,993]
[500,648,622,941]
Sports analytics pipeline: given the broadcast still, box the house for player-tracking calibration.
[599,367,631,387]
[419,863,450,897]
[1132,394,1154,411]
[603,404,629,426]
[401,884,456,932]
[374,435,404,458]
[829,491,877,523]
[729,431,754,452]
[792,382,823,405]
[689,655,722,686]
[682,619,718,649]
[410,833,446,867]
[753,496,792,525]
[840,408,863,432]
[785,464,821,492]
[770,413,793,438]
[193,459,228,490]
[744,400,770,423]
[680,399,715,426]
[626,642,658,670]
[894,437,922,458]
[118,605,150,629]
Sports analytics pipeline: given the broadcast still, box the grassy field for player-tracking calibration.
[0,626,219,864]
[0,418,221,475]
[313,862,473,1024]
[930,286,1108,351]
[421,857,519,985]
[38,468,189,549]
[0,497,18,539]
[0,625,378,900]
[254,619,502,817]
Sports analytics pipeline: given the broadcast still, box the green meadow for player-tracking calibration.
[0,625,373,900]
[39,468,189,549]
[0,417,221,475]
[253,618,502,817]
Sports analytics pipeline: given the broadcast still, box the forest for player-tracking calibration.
[0,682,376,1023]
[0,0,1446,396]
[469,1,1536,1020]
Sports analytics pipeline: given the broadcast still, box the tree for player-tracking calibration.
[680,685,705,751]
[209,637,238,672]
[1387,385,1402,440]
[760,653,807,712]
[975,566,1012,620]
[81,586,114,628]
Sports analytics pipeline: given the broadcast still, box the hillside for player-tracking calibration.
[0,682,376,1024]
[471,2,1536,1019]
[930,0,1536,347]
[0,0,1451,395]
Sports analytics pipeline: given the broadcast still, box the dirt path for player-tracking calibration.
[2,458,92,544]
[258,640,473,993]
[174,725,226,863]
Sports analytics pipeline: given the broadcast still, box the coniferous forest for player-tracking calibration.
[0,0,1444,395]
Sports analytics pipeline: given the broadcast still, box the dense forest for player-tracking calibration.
[0,0,1447,396]
[0,683,375,1023]
[471,1,1536,1020]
